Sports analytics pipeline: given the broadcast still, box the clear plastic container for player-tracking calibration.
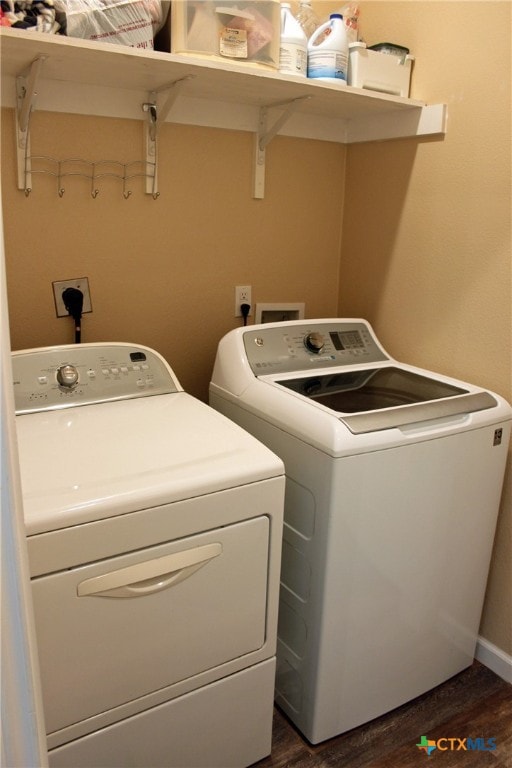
[169,1,280,70]
[295,1,318,38]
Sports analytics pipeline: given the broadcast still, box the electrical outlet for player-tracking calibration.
[53,278,92,318]
[235,285,252,317]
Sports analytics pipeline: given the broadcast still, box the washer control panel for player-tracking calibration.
[243,321,389,376]
[12,343,180,414]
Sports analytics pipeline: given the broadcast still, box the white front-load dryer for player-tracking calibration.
[13,342,285,768]
[209,318,511,744]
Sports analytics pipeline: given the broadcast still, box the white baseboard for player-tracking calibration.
[475,636,512,683]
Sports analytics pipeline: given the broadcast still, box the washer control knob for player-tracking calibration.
[56,364,79,388]
[304,332,325,353]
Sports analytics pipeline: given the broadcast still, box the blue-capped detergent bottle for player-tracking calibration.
[307,13,349,82]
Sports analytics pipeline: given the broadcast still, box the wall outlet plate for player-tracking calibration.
[53,278,92,317]
[235,285,252,317]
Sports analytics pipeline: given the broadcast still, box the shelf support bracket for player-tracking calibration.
[253,96,310,199]
[15,55,47,193]
[143,75,195,198]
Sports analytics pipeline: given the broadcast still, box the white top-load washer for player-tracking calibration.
[209,318,511,744]
[13,342,284,768]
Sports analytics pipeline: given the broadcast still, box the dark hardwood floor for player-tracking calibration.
[254,663,512,767]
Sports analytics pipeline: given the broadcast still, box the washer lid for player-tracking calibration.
[276,365,497,435]
[278,367,468,407]
[16,392,283,535]
[275,366,497,434]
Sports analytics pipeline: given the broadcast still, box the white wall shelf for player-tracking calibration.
[1,28,447,197]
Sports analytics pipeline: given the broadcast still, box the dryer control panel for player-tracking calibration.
[242,321,388,376]
[12,343,180,414]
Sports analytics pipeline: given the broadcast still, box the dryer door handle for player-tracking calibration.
[77,542,222,598]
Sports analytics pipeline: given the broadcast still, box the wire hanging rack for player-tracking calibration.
[15,55,195,200]
[22,156,158,199]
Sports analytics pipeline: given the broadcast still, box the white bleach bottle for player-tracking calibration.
[307,13,349,82]
[279,2,307,77]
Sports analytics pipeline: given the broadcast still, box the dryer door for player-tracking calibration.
[31,515,269,734]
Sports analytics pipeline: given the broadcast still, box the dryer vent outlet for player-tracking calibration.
[255,303,305,324]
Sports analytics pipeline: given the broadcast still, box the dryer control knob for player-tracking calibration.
[57,364,79,388]
[304,332,325,353]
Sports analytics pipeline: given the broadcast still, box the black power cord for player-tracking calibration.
[240,303,251,326]
[62,287,83,343]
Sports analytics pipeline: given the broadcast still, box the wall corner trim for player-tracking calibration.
[476,636,512,683]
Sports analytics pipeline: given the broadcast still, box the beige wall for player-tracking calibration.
[336,1,511,654]
[1,112,345,400]
[2,1,510,656]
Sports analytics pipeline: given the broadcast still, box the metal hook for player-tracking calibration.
[122,165,132,199]
[56,161,64,197]
[24,187,32,197]
[90,163,99,198]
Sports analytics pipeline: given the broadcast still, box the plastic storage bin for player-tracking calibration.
[348,42,414,97]
[169,1,280,70]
